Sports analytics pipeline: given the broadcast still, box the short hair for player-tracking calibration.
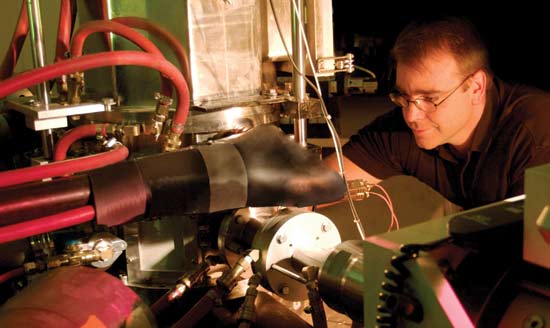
[391,16,491,77]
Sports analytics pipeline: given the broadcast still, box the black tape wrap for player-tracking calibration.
[197,143,247,212]
[88,160,148,227]
[230,125,347,207]
[88,124,346,225]
[136,148,210,216]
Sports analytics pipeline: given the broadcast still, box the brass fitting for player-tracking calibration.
[152,93,173,139]
[347,179,374,201]
[67,72,85,105]
[163,131,182,152]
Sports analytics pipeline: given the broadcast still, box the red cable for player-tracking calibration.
[0,1,29,80]
[0,146,128,188]
[0,206,95,244]
[53,124,106,162]
[112,16,191,85]
[54,0,72,62]
[0,267,25,284]
[0,51,190,135]
[71,20,172,97]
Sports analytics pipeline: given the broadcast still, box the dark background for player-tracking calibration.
[331,3,550,91]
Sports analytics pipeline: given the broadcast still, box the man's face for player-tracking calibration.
[395,53,479,150]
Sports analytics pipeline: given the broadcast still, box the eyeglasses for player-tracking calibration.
[389,74,472,113]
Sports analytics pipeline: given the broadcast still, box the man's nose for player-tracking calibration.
[402,102,426,123]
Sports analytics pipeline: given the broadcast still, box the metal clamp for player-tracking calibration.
[347,179,374,201]
[317,53,354,74]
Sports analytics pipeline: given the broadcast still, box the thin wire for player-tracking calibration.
[369,192,393,231]
[372,184,399,230]
[269,0,366,239]
[370,192,399,231]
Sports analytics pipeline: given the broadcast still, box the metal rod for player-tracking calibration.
[26,0,49,108]
[293,117,308,147]
[104,2,120,105]
[40,129,54,159]
[27,0,53,158]
[291,0,305,102]
[271,263,307,284]
[291,0,307,146]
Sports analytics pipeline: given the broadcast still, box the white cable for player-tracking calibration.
[269,0,367,239]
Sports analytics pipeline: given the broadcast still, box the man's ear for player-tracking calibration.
[470,69,487,106]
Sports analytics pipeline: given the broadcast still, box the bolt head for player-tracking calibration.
[321,223,331,232]
[279,285,290,295]
[276,234,287,244]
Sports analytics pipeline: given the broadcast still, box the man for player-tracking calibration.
[325,16,550,209]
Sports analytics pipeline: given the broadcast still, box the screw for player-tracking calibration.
[279,285,290,295]
[102,97,116,111]
[234,215,246,224]
[321,223,331,232]
[524,314,544,328]
[267,88,277,98]
[119,274,128,285]
[276,234,287,244]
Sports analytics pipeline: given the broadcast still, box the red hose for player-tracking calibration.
[54,0,72,62]
[0,1,29,80]
[0,51,190,135]
[112,16,191,85]
[53,124,106,162]
[0,206,95,244]
[0,267,25,284]
[71,20,172,97]
[0,146,128,188]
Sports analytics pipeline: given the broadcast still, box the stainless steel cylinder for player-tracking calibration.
[251,209,340,277]
[220,208,341,301]
[253,209,340,300]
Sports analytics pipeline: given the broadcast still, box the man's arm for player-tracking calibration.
[323,152,382,185]
[314,152,382,208]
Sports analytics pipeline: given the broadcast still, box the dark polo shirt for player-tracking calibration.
[343,77,550,209]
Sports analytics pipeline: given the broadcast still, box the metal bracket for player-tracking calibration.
[317,53,354,75]
[6,97,104,131]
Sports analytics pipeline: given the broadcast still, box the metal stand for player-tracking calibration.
[172,250,259,328]
[302,266,328,328]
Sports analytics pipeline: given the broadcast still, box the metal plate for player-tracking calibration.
[79,103,280,134]
[123,215,199,288]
